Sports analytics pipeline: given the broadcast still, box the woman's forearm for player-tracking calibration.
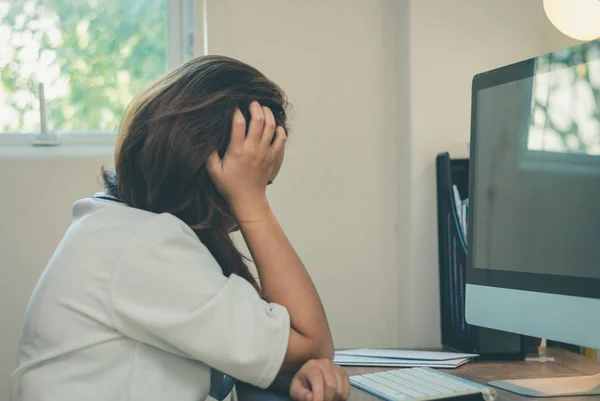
[235,199,334,369]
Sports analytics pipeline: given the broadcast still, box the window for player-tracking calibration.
[0,0,197,148]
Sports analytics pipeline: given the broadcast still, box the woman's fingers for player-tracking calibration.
[271,126,287,155]
[290,360,351,401]
[240,102,282,156]
[336,367,350,401]
[290,376,313,401]
[229,108,246,151]
[307,369,325,401]
[246,101,265,144]
[321,368,337,401]
[260,106,277,148]
[206,151,222,175]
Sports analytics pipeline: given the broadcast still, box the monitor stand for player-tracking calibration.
[489,373,600,397]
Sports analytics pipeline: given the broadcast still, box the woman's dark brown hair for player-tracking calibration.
[102,55,289,291]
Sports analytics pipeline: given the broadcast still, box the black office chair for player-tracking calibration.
[210,369,236,401]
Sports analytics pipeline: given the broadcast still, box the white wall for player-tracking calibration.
[206,0,412,349]
[407,0,578,346]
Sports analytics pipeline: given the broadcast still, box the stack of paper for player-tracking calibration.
[333,349,478,369]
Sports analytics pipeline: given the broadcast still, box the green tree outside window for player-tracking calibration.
[0,0,168,133]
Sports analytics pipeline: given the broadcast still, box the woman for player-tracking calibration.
[10,56,350,401]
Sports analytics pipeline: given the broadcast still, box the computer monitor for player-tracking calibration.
[466,39,600,397]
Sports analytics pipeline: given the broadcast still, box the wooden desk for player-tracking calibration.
[237,349,600,401]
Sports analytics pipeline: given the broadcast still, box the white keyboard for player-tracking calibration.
[350,367,497,401]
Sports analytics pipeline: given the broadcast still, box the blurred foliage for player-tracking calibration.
[0,0,167,131]
[530,41,600,154]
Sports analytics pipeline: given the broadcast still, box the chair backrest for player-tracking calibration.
[210,369,236,401]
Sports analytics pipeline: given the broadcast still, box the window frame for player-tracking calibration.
[0,0,203,155]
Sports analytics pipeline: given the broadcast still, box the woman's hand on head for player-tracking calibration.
[289,359,351,401]
[207,101,286,221]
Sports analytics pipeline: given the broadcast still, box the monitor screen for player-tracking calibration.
[468,41,600,298]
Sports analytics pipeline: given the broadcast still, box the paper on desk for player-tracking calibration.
[333,355,471,369]
[335,349,478,361]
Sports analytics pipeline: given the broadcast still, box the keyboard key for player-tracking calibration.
[395,369,461,393]
[381,371,441,395]
[395,370,454,394]
[366,373,428,398]
[351,376,409,401]
[411,368,476,392]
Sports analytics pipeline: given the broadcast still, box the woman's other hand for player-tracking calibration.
[207,101,286,221]
[290,359,351,401]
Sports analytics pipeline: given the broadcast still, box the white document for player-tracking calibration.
[333,355,470,369]
[335,349,478,361]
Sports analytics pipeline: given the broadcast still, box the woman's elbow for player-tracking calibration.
[282,330,334,371]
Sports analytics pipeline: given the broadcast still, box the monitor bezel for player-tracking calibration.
[467,40,600,301]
